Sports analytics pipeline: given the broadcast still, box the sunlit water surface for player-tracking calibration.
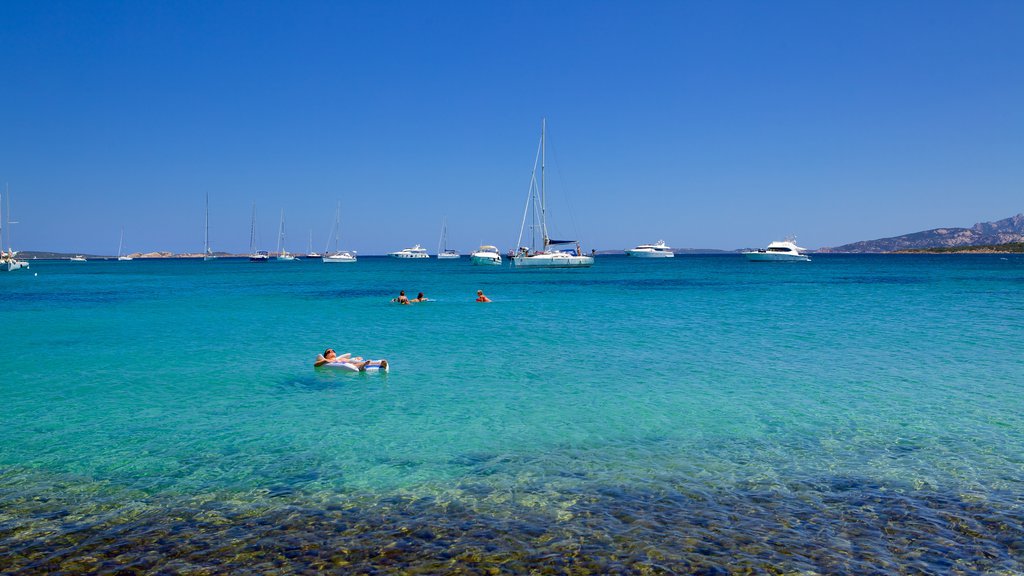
[2,255,1023,573]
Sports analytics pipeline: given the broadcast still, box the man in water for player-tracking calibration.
[391,290,410,304]
[314,348,388,370]
[476,290,491,303]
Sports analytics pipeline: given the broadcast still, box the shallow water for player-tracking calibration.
[2,255,1023,573]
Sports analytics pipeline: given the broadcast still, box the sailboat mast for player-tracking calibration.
[204,193,210,254]
[250,203,256,254]
[335,202,341,253]
[540,118,549,249]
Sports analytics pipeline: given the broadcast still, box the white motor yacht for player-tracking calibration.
[389,245,429,259]
[626,240,674,258]
[470,245,502,265]
[743,239,810,262]
[70,255,87,262]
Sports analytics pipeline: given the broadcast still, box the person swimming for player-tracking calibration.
[314,348,388,371]
[475,290,491,303]
[391,290,410,304]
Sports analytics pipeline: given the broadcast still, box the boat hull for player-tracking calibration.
[437,253,460,259]
[470,254,502,265]
[323,252,357,263]
[2,260,29,271]
[743,252,810,262]
[389,253,429,259]
[626,250,674,258]
[513,254,594,268]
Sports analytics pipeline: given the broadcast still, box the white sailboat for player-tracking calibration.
[305,229,321,259]
[203,193,216,260]
[1,184,29,272]
[436,217,460,258]
[512,119,594,268]
[322,202,356,263]
[249,203,268,262]
[117,227,133,261]
[275,209,296,261]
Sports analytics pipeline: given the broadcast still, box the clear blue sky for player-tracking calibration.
[2,1,1022,254]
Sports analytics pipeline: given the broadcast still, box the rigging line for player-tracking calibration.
[515,136,544,252]
[548,135,583,245]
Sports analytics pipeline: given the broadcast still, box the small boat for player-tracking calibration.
[626,240,674,258]
[512,119,594,268]
[436,217,460,258]
[322,202,356,263]
[248,203,268,262]
[203,193,216,260]
[470,245,502,266]
[117,227,133,261]
[275,209,297,261]
[743,238,811,262]
[389,244,429,259]
[304,229,321,259]
[70,255,87,262]
[1,185,29,272]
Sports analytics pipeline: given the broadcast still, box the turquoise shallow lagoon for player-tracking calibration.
[2,254,1023,573]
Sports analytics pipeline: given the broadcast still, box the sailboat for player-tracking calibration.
[275,209,296,261]
[203,193,216,260]
[1,184,29,272]
[305,229,321,259]
[248,203,269,262]
[117,227,133,260]
[322,202,356,263]
[512,119,594,268]
[436,217,460,258]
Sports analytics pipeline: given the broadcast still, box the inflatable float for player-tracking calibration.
[320,360,389,373]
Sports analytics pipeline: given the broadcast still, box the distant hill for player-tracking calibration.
[818,213,1024,253]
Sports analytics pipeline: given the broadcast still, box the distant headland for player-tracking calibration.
[818,213,1024,253]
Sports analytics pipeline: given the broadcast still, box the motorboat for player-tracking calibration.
[389,244,429,259]
[743,239,811,262]
[470,245,502,265]
[511,120,593,268]
[70,255,87,262]
[249,250,270,262]
[626,240,674,258]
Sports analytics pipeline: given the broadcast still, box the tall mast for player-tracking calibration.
[277,209,284,254]
[335,202,341,252]
[541,118,548,248]
[1,184,5,254]
[204,193,210,254]
[250,203,256,253]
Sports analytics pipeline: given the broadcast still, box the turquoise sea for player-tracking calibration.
[2,254,1023,573]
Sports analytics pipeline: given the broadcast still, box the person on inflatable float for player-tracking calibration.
[314,348,388,370]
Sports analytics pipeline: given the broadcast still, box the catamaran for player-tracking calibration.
[436,217,459,258]
[512,119,593,268]
[249,203,268,262]
[275,209,296,261]
[1,184,29,272]
[117,227,133,261]
[322,202,356,263]
[203,193,216,260]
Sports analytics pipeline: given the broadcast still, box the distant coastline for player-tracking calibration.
[890,243,1024,254]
